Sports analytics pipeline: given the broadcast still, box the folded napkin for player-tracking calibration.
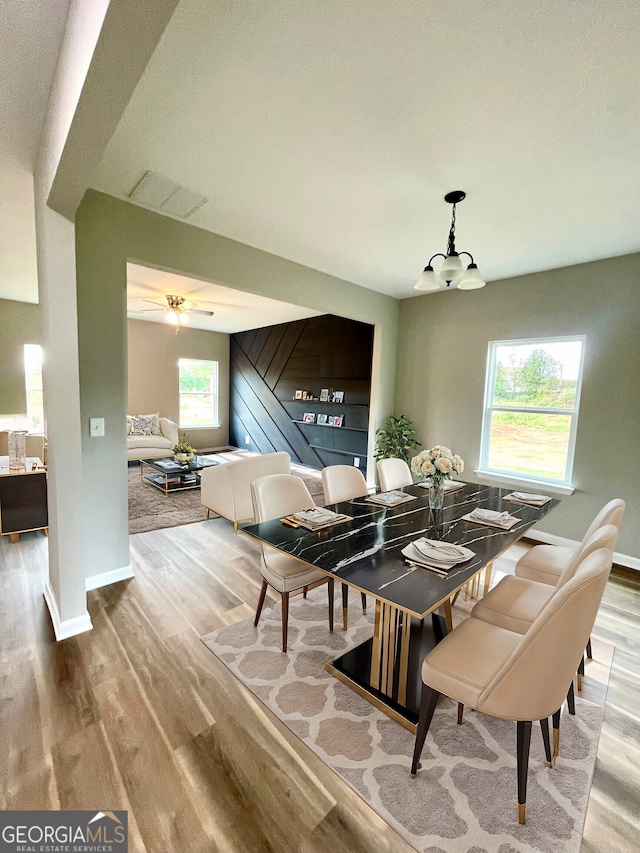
[366,490,417,507]
[503,491,551,506]
[416,480,465,492]
[462,507,519,530]
[292,508,350,530]
[401,538,474,570]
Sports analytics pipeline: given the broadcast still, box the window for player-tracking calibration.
[178,358,219,428]
[24,344,44,433]
[480,336,585,486]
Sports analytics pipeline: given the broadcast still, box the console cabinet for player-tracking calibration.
[0,458,48,542]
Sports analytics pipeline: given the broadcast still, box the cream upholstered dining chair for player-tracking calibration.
[322,465,369,629]
[251,474,334,653]
[469,523,617,707]
[377,457,412,491]
[410,547,613,825]
[515,498,624,660]
[515,499,625,587]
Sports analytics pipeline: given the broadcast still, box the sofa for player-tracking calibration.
[127,415,179,461]
[200,450,291,532]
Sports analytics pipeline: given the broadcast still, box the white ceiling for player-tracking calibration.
[0,0,71,303]
[127,262,320,333]
[92,0,640,299]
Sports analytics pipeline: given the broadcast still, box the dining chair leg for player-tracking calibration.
[552,708,561,762]
[342,583,349,630]
[254,579,268,627]
[410,685,440,776]
[361,592,367,614]
[303,586,308,599]
[577,655,585,691]
[328,578,335,632]
[586,637,593,660]
[457,702,464,725]
[517,720,532,824]
[566,680,576,716]
[540,718,552,766]
[281,591,290,653]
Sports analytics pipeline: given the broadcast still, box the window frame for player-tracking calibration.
[479,335,586,489]
[178,358,219,429]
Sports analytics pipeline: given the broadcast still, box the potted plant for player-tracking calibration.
[173,442,196,463]
[374,415,421,464]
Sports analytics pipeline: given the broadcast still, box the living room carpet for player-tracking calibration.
[128,458,325,535]
[201,588,612,853]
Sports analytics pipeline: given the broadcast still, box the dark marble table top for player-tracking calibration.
[243,483,560,618]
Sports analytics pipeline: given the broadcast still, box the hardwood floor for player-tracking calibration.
[1,522,639,852]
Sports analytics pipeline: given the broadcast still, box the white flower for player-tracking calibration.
[435,456,453,474]
[432,445,452,458]
[421,459,436,476]
[452,455,464,474]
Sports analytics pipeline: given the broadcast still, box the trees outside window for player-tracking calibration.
[25,344,44,433]
[480,337,585,485]
[178,359,219,428]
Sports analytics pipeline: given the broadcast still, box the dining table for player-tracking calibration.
[242,481,559,732]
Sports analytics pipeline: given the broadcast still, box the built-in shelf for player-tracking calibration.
[292,420,367,433]
[289,400,368,407]
[309,445,367,459]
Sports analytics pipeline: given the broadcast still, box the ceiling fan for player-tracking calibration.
[133,294,214,333]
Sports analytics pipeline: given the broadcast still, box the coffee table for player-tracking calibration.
[140,455,219,495]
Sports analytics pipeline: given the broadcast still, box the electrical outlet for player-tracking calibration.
[245,435,251,445]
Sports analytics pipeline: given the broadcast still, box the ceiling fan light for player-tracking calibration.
[437,253,463,281]
[414,266,440,291]
[167,310,179,325]
[457,263,486,290]
[180,312,189,324]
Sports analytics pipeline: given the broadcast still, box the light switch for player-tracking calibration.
[90,418,105,437]
[353,457,360,468]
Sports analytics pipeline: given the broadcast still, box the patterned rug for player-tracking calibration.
[201,588,612,853]
[128,457,325,534]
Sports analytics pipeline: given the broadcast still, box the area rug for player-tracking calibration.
[201,588,611,853]
[128,457,325,534]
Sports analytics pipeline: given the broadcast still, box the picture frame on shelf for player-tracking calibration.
[332,390,344,403]
[319,388,330,402]
[317,414,328,425]
[294,390,304,400]
[332,414,344,427]
[302,391,310,400]
[302,412,316,424]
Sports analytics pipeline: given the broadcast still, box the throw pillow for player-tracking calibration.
[136,412,161,435]
[130,415,153,436]
[126,416,133,435]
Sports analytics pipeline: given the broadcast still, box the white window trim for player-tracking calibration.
[178,358,219,429]
[478,334,586,490]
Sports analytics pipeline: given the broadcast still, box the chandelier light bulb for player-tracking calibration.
[414,265,440,291]
[457,263,486,290]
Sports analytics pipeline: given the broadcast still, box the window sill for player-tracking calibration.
[474,469,575,497]
[179,424,221,430]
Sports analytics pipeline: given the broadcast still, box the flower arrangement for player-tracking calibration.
[173,442,196,455]
[411,445,464,482]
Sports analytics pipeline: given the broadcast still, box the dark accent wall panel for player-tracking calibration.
[230,314,374,473]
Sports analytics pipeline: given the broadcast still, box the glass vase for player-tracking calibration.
[8,430,27,471]
[428,478,445,510]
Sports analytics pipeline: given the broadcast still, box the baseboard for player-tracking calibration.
[524,529,640,572]
[43,581,93,641]
[85,564,135,591]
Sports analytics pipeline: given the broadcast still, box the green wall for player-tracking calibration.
[75,191,399,577]
[395,253,640,560]
[0,299,41,416]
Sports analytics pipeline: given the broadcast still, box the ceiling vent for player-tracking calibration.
[128,171,208,218]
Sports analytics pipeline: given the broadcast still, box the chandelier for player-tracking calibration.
[414,191,486,292]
